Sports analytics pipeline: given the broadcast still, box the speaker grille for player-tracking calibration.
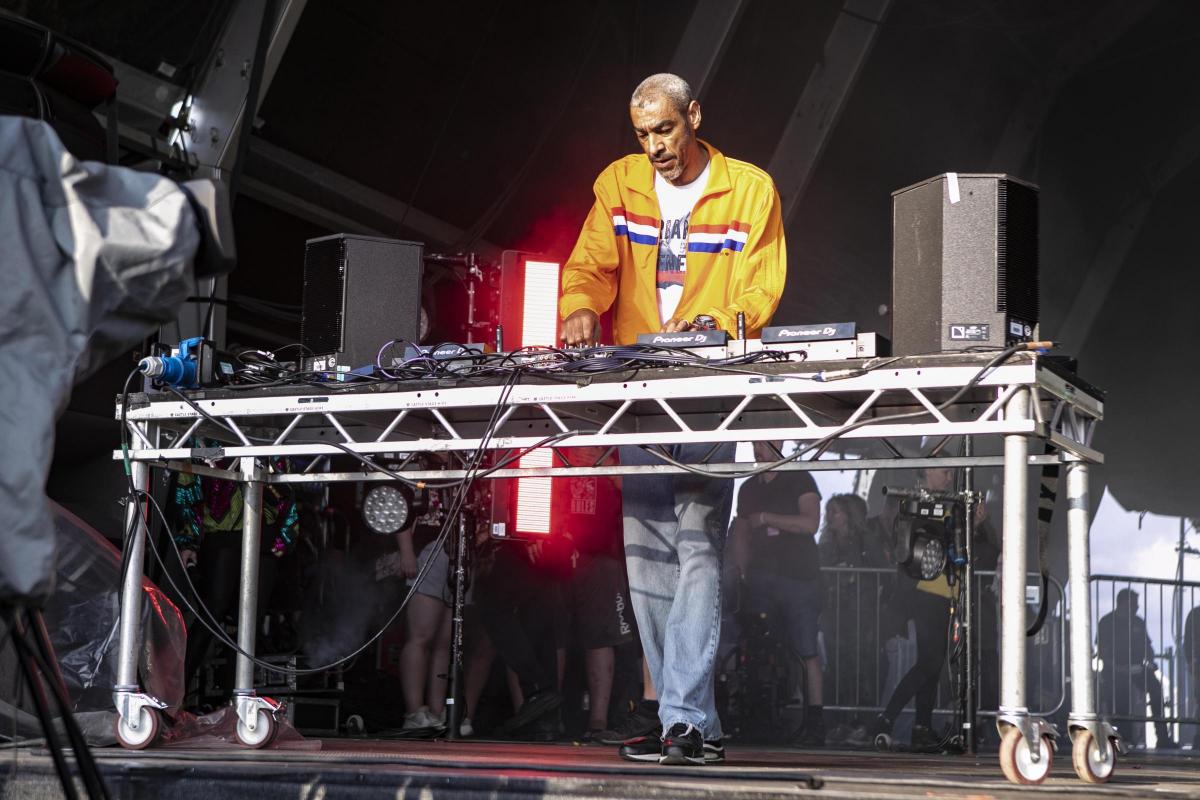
[301,237,347,357]
[996,179,1039,323]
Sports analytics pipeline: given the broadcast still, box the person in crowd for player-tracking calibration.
[170,453,299,706]
[1183,604,1200,749]
[393,485,453,730]
[729,441,823,746]
[818,493,887,745]
[560,71,786,765]
[870,466,958,752]
[553,447,636,740]
[472,528,569,739]
[870,465,1001,751]
[1097,588,1174,748]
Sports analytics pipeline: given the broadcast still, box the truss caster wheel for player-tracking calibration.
[1071,731,1116,784]
[999,727,1053,785]
[236,708,277,748]
[115,705,161,750]
[873,733,893,752]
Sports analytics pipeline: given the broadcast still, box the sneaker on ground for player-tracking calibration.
[703,739,725,764]
[459,717,474,737]
[660,722,705,766]
[618,734,662,762]
[844,725,870,747]
[909,724,942,753]
[402,706,432,730]
[418,707,446,729]
[500,689,562,735]
[597,699,660,745]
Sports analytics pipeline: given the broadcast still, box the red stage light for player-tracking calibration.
[514,447,553,535]
[497,252,562,537]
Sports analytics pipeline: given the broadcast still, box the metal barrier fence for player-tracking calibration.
[817,567,1066,725]
[1090,574,1200,749]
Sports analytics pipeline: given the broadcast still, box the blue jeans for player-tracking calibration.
[621,444,734,739]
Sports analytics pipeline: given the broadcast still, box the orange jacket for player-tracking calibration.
[560,141,786,345]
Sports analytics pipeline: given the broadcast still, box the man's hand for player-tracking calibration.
[562,309,601,347]
[180,548,198,569]
[661,317,695,333]
[399,546,419,580]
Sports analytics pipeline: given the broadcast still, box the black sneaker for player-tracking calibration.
[660,722,705,766]
[703,739,725,764]
[597,699,660,745]
[500,689,562,735]
[618,734,662,762]
[909,724,942,753]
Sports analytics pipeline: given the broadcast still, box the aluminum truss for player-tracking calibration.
[111,351,1121,782]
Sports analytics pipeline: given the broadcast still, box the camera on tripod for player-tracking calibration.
[884,486,977,582]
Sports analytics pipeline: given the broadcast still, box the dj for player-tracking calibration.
[559,73,786,765]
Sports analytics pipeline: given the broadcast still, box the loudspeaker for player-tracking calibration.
[301,234,423,371]
[891,173,1038,356]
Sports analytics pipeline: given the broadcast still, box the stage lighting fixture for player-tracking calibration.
[496,250,562,538]
[890,492,961,582]
[362,484,411,534]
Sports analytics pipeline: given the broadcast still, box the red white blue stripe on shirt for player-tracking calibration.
[612,208,659,246]
[611,209,750,253]
[687,221,750,253]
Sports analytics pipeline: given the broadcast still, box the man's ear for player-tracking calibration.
[688,100,702,131]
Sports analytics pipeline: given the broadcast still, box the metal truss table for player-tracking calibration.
[112,350,1120,782]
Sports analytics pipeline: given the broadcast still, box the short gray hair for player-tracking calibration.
[631,73,694,116]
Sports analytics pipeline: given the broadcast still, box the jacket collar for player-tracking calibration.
[628,140,731,202]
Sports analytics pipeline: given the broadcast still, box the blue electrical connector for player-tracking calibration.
[139,336,206,389]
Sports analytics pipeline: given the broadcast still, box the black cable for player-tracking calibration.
[19,609,110,800]
[4,608,80,800]
[118,369,534,677]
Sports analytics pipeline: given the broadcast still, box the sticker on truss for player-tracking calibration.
[949,323,989,341]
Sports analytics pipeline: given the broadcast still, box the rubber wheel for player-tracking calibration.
[115,705,160,750]
[999,727,1053,785]
[1071,731,1115,784]
[236,708,277,748]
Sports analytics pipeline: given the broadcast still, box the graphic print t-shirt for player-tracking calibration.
[653,160,711,324]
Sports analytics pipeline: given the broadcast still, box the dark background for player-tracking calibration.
[8,0,1199,528]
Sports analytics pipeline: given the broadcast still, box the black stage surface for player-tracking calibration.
[2,740,1198,799]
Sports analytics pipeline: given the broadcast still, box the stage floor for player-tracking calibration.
[3,739,1200,799]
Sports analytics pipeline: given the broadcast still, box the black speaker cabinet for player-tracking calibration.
[891,173,1039,356]
[301,234,423,371]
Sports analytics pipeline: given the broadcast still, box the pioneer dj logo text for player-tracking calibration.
[778,327,837,338]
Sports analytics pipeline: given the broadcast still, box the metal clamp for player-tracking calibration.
[997,709,1059,762]
[112,689,168,730]
[1068,715,1124,763]
[235,693,281,733]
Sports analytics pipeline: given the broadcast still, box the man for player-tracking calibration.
[559,72,786,765]
[1097,589,1173,748]
[730,442,824,746]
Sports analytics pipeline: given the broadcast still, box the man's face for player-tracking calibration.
[922,467,955,492]
[630,94,701,185]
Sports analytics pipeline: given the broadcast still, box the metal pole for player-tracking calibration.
[963,435,976,754]
[446,511,469,739]
[234,456,264,695]
[116,460,151,690]
[1000,389,1030,716]
[1067,460,1096,717]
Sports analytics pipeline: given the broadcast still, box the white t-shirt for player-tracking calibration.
[654,159,711,324]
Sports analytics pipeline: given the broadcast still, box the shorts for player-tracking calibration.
[570,553,636,650]
[744,573,823,659]
[406,539,451,604]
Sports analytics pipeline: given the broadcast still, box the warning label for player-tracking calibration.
[949,323,990,341]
